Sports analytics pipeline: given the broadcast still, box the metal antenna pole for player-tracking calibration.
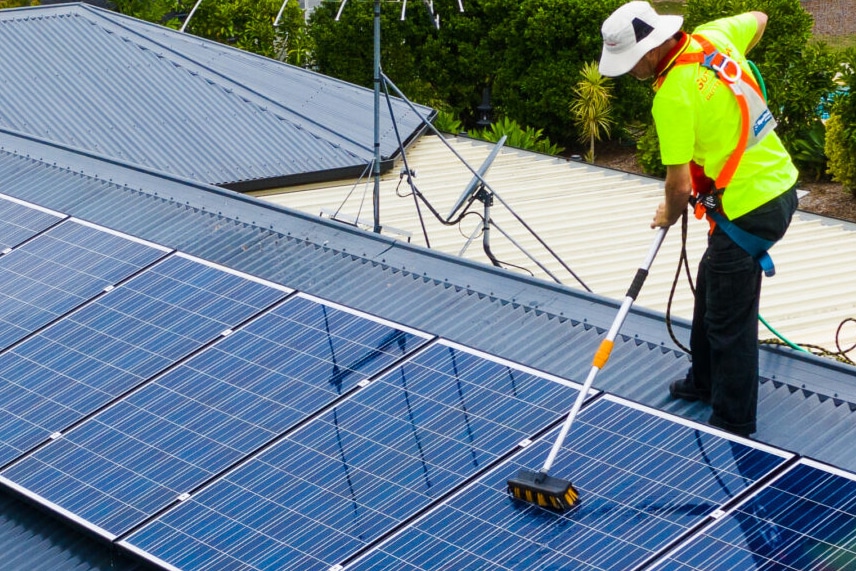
[336,0,464,235]
[372,0,382,233]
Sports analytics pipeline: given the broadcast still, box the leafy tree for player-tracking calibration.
[486,0,624,147]
[308,0,633,151]
[181,0,281,58]
[114,0,285,58]
[415,0,503,125]
[309,0,434,104]
[0,0,39,7]
[111,0,175,24]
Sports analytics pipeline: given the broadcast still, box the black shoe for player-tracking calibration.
[669,378,710,403]
[708,413,754,437]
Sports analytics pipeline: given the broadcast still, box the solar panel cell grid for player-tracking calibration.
[2,296,424,539]
[0,221,167,350]
[0,255,286,468]
[123,343,582,571]
[349,397,791,571]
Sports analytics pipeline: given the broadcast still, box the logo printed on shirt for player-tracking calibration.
[753,109,774,136]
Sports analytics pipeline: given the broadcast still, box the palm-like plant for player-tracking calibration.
[569,62,613,163]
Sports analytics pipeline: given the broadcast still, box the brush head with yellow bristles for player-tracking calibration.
[507,469,579,511]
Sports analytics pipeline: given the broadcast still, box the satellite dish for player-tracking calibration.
[446,135,506,221]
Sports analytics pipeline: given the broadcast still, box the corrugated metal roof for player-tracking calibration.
[0,489,141,571]
[0,3,432,190]
[259,134,856,353]
[0,127,854,568]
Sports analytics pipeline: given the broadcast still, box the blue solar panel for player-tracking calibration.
[347,396,792,571]
[0,254,287,467]
[0,220,167,350]
[0,196,62,250]
[2,295,426,539]
[122,343,583,571]
[655,459,856,570]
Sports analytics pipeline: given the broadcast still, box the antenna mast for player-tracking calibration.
[373,0,382,234]
[334,0,382,233]
[336,0,462,234]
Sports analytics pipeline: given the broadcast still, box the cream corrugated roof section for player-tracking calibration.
[254,134,856,352]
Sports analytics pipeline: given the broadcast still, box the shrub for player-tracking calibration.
[468,116,564,155]
[824,114,856,193]
[825,48,856,194]
[569,62,613,163]
[790,120,827,182]
[432,110,464,135]
[637,124,666,178]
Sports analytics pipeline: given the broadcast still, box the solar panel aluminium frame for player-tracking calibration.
[117,339,589,571]
[646,456,856,571]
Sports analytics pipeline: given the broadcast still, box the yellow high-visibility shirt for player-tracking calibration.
[654,13,798,219]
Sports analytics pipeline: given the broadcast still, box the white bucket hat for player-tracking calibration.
[599,1,683,77]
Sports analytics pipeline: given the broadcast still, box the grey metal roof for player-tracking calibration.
[0,3,432,190]
[0,127,854,569]
[0,489,141,571]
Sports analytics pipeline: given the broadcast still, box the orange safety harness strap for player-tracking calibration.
[667,34,766,190]
[657,34,779,277]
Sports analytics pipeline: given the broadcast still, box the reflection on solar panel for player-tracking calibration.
[0,220,167,350]
[349,396,792,571]
[656,459,856,570]
[0,254,288,467]
[0,196,62,250]
[122,343,581,571]
[1,295,426,539]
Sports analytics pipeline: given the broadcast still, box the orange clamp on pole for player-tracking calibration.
[592,339,614,369]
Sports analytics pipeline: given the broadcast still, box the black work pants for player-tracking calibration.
[689,186,798,435]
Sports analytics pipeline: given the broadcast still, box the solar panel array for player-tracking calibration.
[0,193,850,571]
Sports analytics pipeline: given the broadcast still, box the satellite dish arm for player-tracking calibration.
[446,135,506,221]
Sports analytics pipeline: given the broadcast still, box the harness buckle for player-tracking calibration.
[698,192,721,212]
[702,51,742,83]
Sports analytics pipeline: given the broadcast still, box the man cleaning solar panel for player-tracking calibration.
[596,1,798,438]
[508,1,798,511]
